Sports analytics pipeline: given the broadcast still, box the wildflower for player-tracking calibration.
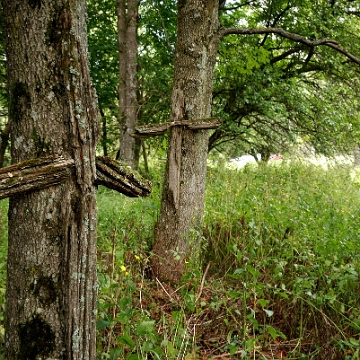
[120,265,126,272]
[134,255,141,261]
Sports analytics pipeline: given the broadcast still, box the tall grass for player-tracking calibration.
[202,161,360,358]
[0,161,359,359]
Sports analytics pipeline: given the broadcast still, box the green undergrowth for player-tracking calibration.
[0,162,359,359]
[95,161,360,360]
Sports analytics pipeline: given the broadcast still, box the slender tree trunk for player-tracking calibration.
[2,0,99,358]
[117,0,140,167]
[100,108,108,157]
[151,0,221,284]
[0,120,10,167]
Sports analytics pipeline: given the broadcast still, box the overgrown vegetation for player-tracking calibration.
[0,160,360,359]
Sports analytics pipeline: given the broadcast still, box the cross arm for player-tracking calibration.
[0,155,151,200]
[131,117,221,138]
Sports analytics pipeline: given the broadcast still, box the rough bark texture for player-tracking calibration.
[2,0,99,358]
[0,156,74,199]
[117,0,139,167]
[95,156,151,197]
[151,0,221,284]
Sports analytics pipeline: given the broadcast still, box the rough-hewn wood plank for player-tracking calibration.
[0,156,151,199]
[0,156,75,200]
[131,117,221,138]
[95,156,152,197]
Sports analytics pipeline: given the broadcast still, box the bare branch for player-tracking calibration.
[131,117,221,138]
[220,27,360,66]
[0,156,74,200]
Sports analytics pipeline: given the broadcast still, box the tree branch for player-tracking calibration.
[131,117,221,138]
[220,27,360,66]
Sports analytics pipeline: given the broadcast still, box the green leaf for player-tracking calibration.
[126,354,140,360]
[245,338,256,351]
[257,299,269,308]
[109,348,122,360]
[118,333,135,349]
[229,345,238,355]
[96,319,110,329]
[267,325,278,340]
[350,338,360,347]
[136,320,155,335]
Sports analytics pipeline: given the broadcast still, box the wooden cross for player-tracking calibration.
[0,155,151,200]
[131,117,221,138]
[131,117,221,209]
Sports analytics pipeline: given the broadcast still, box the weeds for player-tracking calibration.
[0,161,359,359]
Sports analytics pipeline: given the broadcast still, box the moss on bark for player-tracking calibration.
[18,314,55,359]
[10,82,31,124]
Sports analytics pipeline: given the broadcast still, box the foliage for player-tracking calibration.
[87,0,177,157]
[94,160,360,359]
[211,0,360,157]
[87,0,120,157]
[87,0,360,159]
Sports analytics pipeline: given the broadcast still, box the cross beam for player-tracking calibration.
[0,155,151,200]
[131,117,221,210]
[131,117,221,138]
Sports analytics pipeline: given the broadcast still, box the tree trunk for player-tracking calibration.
[151,0,221,284]
[2,0,99,358]
[100,108,108,157]
[117,0,140,168]
[0,120,10,167]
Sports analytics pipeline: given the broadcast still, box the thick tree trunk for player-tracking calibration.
[151,0,221,284]
[2,0,99,358]
[117,0,139,167]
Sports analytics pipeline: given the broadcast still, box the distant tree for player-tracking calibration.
[87,0,177,162]
[117,0,140,167]
[88,0,119,157]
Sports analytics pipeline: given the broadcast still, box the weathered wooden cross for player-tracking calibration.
[0,155,151,200]
[131,117,221,139]
[131,117,221,209]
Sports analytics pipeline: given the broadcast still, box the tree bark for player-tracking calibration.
[151,0,221,284]
[117,0,140,167]
[2,0,99,358]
